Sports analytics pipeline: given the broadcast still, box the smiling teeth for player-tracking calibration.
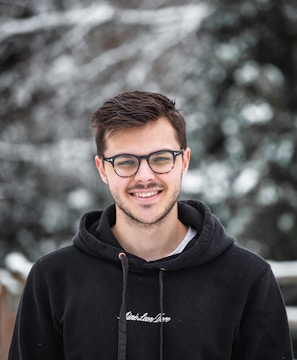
[135,191,158,198]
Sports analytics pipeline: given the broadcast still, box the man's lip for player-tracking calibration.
[131,190,161,198]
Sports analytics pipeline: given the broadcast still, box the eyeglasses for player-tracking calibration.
[102,149,184,178]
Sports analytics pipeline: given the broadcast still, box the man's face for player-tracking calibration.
[95,116,190,227]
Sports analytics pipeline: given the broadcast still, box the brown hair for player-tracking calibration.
[90,91,187,155]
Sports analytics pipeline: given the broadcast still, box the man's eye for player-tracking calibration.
[154,157,168,162]
[151,155,171,163]
[116,158,137,167]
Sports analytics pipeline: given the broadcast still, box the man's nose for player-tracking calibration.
[134,158,155,180]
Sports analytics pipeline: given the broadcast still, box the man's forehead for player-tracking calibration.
[103,119,179,156]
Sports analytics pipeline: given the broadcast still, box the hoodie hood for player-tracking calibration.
[73,199,234,271]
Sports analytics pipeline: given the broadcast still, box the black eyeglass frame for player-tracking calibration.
[102,149,184,178]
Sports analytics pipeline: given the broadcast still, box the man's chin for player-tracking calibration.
[119,205,175,227]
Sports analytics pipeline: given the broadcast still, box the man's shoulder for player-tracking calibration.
[35,244,84,271]
[230,243,268,262]
[224,242,271,278]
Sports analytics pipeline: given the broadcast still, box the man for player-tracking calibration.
[9,91,293,359]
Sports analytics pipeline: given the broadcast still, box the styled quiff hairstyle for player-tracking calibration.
[90,91,187,156]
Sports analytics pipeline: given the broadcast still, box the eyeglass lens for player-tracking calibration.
[114,151,175,176]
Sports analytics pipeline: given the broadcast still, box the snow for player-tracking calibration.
[240,102,274,124]
[4,252,33,280]
[0,269,22,295]
[232,167,260,195]
[0,4,115,41]
[182,162,232,202]
[269,260,297,284]
[286,306,297,330]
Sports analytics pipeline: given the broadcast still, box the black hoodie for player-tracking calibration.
[9,200,293,360]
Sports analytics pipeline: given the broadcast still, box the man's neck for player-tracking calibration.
[111,209,188,262]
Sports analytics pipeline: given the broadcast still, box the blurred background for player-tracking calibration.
[0,0,296,357]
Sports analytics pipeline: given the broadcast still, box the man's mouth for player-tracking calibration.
[133,191,160,198]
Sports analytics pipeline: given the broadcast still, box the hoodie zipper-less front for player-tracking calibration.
[117,252,166,360]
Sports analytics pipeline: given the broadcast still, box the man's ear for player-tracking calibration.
[95,155,108,184]
[182,147,191,176]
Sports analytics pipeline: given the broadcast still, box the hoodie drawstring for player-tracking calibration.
[159,268,165,360]
[118,253,128,360]
[117,252,165,360]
